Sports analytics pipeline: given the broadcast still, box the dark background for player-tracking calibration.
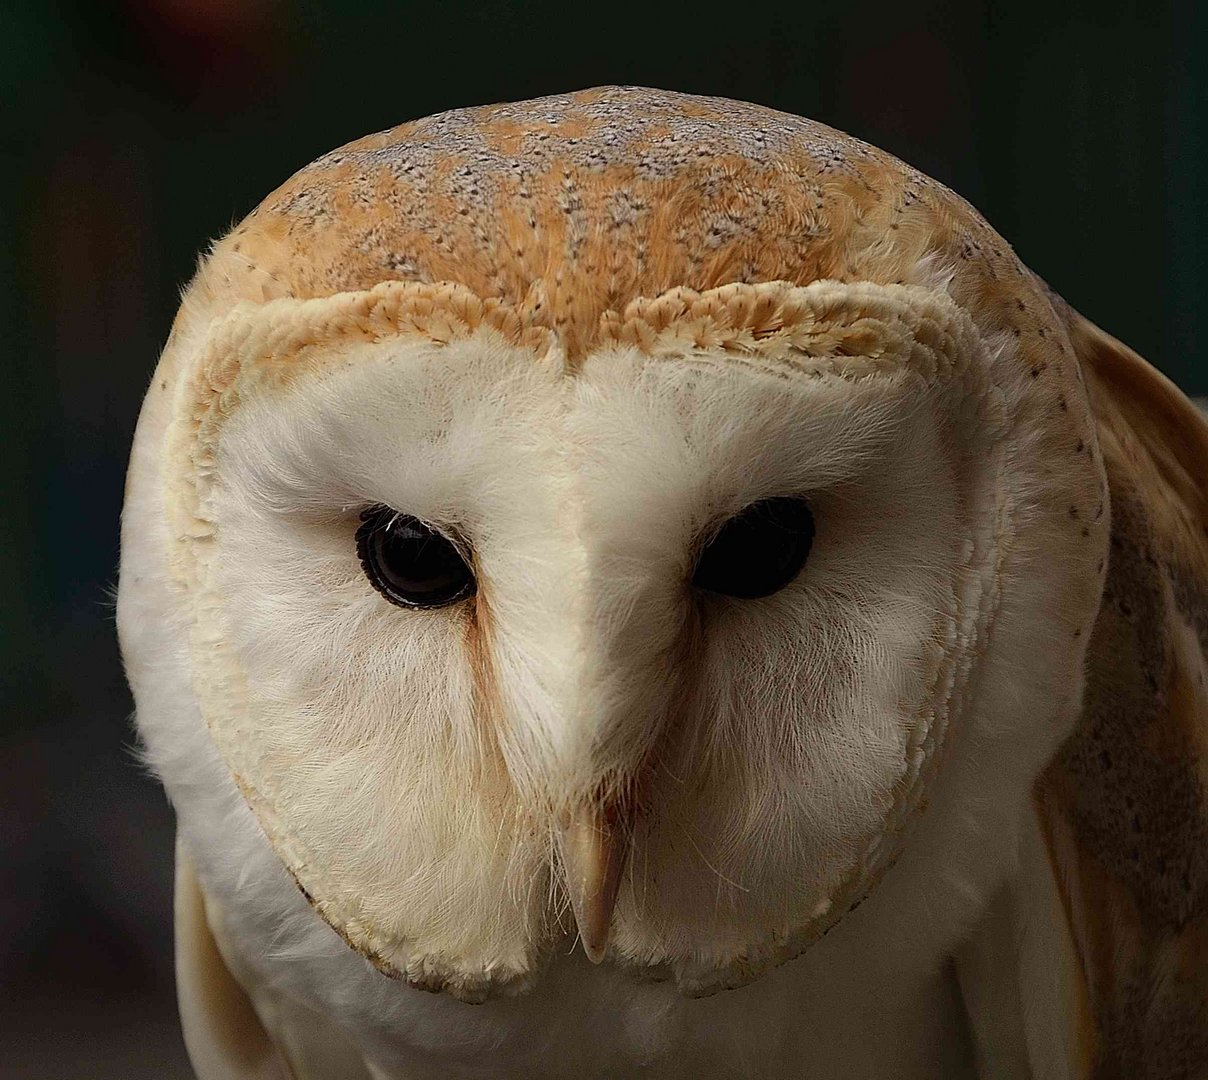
[2,1,1203,1076]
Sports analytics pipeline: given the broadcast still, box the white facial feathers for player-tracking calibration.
[137,273,1096,1002]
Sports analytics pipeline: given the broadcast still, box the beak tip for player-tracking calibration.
[566,884,617,965]
[581,936,608,964]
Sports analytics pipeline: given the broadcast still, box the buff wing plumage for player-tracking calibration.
[1037,312,1208,1077]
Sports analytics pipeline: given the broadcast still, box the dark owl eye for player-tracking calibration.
[692,496,815,599]
[355,506,475,609]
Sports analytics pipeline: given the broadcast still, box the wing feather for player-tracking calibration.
[175,841,294,1080]
[1034,311,1208,1077]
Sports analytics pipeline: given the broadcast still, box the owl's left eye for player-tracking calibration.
[692,496,815,599]
[355,506,475,609]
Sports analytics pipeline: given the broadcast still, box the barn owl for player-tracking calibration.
[118,87,1208,1079]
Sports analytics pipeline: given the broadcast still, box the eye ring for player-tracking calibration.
[691,496,815,599]
[355,505,476,610]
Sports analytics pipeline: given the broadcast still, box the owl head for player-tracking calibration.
[120,87,1109,1002]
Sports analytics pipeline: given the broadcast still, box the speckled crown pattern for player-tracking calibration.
[199,86,1062,371]
[161,88,1208,1072]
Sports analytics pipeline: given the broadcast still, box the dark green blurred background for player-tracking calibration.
[2,1,1203,1076]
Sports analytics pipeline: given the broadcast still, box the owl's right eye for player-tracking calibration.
[355,506,475,609]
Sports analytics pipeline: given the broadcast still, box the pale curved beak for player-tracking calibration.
[557,800,631,963]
